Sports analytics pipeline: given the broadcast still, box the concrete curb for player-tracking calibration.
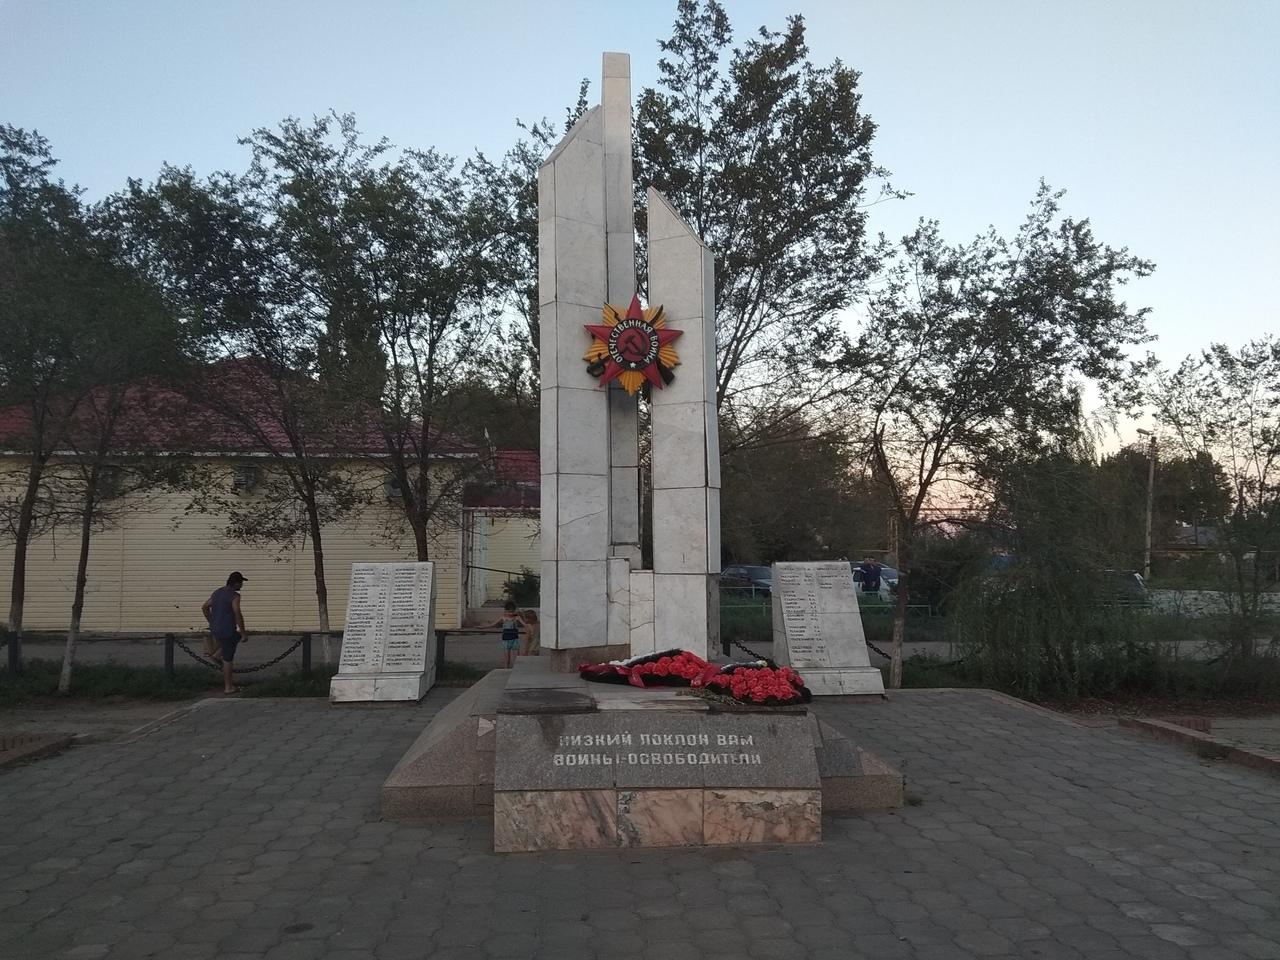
[121,699,212,743]
[0,734,74,769]
[1119,716,1280,779]
[889,687,1091,728]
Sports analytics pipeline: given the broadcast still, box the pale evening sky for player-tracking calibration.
[2,0,1276,402]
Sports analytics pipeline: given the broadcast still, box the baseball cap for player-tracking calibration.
[227,571,248,585]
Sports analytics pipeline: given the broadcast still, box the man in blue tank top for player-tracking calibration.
[202,572,249,694]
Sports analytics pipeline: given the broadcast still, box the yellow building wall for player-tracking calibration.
[476,513,540,604]
[0,468,464,635]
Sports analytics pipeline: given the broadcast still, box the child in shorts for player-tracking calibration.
[520,609,540,656]
[487,601,526,668]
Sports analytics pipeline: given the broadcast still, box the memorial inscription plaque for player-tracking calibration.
[771,561,885,696]
[330,561,437,703]
[493,710,821,851]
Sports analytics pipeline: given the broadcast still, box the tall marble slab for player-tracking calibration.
[329,561,437,702]
[540,54,642,662]
[603,52,641,570]
[771,562,885,696]
[647,189,720,660]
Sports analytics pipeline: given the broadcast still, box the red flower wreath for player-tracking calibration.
[579,649,709,688]
[692,660,811,705]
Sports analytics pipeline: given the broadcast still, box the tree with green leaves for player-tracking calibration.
[0,126,99,672]
[52,252,189,693]
[634,0,897,448]
[1152,337,1280,647]
[108,135,368,658]
[1094,445,1230,572]
[850,183,1153,687]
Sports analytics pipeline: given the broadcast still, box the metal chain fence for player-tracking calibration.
[171,634,308,675]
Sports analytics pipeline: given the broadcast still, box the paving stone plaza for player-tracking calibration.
[3,689,1278,960]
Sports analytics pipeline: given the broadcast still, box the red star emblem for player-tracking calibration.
[584,294,683,396]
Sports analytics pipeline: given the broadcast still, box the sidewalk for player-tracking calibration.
[3,689,1279,959]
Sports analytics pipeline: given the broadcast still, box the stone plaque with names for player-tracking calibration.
[771,561,885,696]
[330,561,437,703]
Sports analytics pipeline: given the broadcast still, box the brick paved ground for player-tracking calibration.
[1,689,1277,960]
[1212,718,1280,755]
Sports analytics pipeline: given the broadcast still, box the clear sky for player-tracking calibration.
[2,0,1276,375]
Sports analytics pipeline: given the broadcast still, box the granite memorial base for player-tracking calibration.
[379,669,507,819]
[380,657,903,850]
[330,670,436,704]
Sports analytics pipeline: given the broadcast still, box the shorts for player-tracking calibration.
[501,631,520,651]
[216,632,241,662]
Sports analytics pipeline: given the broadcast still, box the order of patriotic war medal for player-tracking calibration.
[584,293,683,396]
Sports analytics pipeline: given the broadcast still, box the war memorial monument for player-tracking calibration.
[373,53,901,851]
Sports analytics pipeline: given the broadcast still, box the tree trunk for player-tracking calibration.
[411,513,430,562]
[59,474,99,695]
[7,456,46,674]
[305,498,332,666]
[889,567,910,689]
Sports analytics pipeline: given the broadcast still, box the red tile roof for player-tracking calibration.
[0,357,477,458]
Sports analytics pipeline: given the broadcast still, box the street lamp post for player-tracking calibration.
[1137,429,1157,581]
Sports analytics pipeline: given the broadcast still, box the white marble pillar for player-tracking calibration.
[603,53,641,652]
[538,107,610,651]
[646,188,721,660]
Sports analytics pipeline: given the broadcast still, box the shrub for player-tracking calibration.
[503,567,540,606]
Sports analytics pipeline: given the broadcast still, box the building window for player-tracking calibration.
[232,463,262,494]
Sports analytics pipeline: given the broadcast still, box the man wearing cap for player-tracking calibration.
[202,572,249,695]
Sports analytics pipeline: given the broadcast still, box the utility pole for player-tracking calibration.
[1138,430,1157,581]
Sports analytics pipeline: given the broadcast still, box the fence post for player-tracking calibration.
[301,633,312,675]
[435,629,447,680]
[164,633,175,677]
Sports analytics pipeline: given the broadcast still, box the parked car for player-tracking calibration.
[1101,569,1150,606]
[851,561,899,603]
[720,564,773,596]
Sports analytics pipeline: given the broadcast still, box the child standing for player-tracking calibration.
[520,609,540,656]
[488,601,526,669]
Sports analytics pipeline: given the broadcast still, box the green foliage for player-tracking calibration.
[502,567,540,606]
[0,659,211,706]
[1094,446,1231,572]
[635,0,896,440]
[720,420,890,563]
[1152,337,1280,635]
[241,665,337,698]
[719,595,772,649]
[848,183,1152,686]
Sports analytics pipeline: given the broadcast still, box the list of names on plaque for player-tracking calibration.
[338,562,435,675]
[773,562,862,670]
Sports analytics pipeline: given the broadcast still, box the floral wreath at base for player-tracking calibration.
[578,650,811,705]
[578,649,709,688]
[692,660,812,706]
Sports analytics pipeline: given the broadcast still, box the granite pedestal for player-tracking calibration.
[381,657,903,851]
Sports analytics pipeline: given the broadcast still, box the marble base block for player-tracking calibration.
[704,789,821,844]
[494,789,616,852]
[494,786,820,851]
[330,670,434,703]
[797,667,886,697]
[617,789,704,847]
[548,644,630,673]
